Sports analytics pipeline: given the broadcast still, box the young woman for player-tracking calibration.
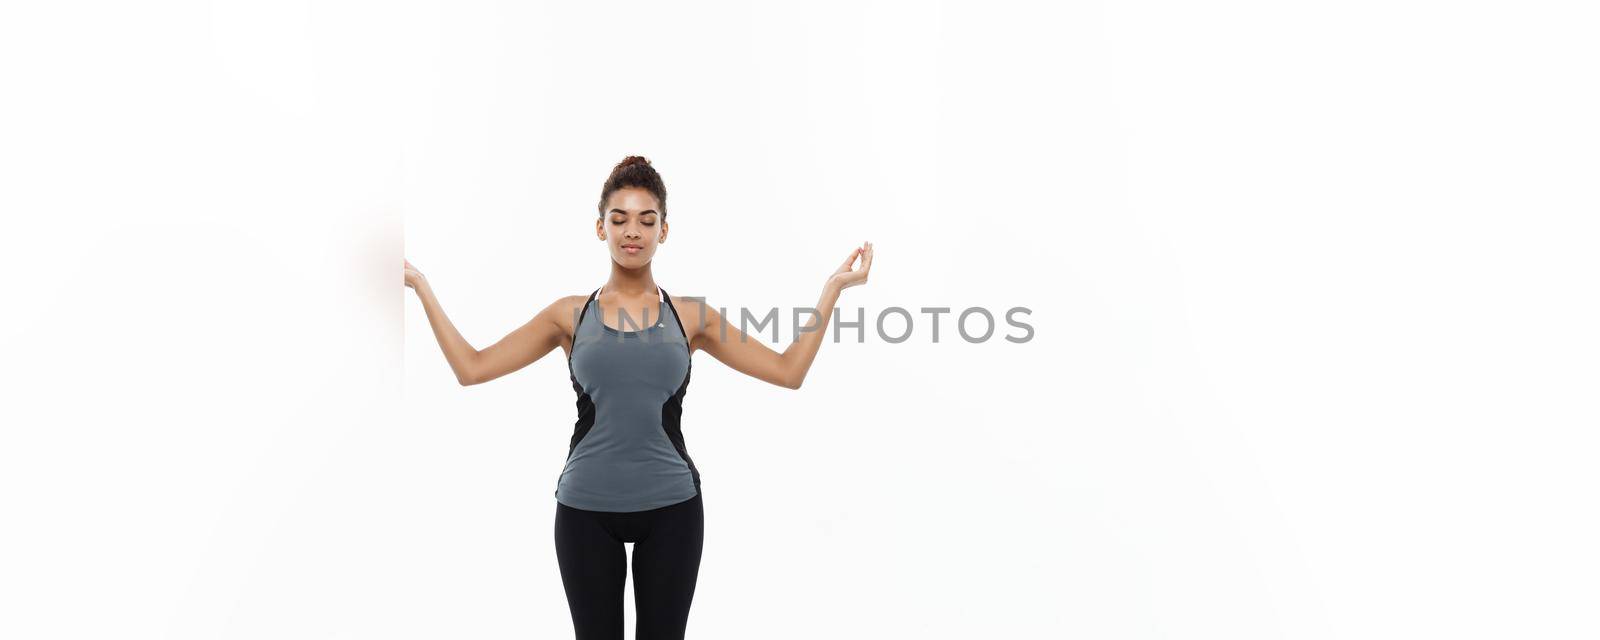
[403,155,873,639]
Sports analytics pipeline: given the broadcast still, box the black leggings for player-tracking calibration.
[554,494,704,640]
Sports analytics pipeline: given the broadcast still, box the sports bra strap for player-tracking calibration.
[658,286,687,342]
[579,285,673,334]
[595,283,666,303]
[571,284,689,354]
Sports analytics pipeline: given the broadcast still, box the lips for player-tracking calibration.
[621,244,642,254]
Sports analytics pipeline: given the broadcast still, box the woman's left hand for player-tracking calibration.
[827,240,873,292]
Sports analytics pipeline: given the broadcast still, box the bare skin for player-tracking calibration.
[404,186,874,388]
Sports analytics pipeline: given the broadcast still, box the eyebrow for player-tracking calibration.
[608,209,659,216]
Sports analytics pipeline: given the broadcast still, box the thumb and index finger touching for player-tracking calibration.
[838,241,873,272]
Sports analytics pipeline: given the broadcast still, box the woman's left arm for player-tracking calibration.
[695,241,873,389]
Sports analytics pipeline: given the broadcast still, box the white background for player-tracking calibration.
[2,1,1596,638]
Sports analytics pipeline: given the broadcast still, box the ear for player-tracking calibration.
[659,219,668,244]
[595,217,605,240]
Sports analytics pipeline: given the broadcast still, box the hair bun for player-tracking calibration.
[598,155,667,219]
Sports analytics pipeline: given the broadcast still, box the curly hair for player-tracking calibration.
[597,155,668,219]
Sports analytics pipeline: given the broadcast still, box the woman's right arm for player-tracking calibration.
[406,260,573,386]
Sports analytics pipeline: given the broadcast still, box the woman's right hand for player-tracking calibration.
[404,259,425,289]
[826,240,873,292]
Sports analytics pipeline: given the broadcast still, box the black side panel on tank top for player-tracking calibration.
[658,288,701,493]
[556,288,601,497]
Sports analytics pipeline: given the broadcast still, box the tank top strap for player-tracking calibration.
[572,287,601,334]
[592,283,670,331]
[583,284,687,347]
[659,286,689,343]
[595,283,666,303]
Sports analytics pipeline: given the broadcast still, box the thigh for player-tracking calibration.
[630,495,705,640]
[554,503,627,640]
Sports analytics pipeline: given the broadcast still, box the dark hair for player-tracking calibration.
[597,155,668,219]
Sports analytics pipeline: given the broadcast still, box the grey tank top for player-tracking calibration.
[554,284,701,512]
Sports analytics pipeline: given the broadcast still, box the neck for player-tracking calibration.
[603,261,657,297]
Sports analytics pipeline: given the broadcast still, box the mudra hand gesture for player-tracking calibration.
[827,241,874,291]
[404,259,425,289]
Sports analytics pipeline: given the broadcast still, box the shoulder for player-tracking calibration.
[541,293,593,331]
[667,293,719,334]
[552,293,591,311]
[667,292,713,316]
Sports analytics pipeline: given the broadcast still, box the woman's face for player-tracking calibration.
[597,187,667,267]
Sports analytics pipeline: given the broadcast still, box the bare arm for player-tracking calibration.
[695,241,873,390]
[405,260,572,386]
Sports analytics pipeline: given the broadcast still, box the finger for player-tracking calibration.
[860,243,873,272]
[837,247,861,271]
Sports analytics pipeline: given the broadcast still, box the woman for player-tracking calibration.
[402,155,873,639]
